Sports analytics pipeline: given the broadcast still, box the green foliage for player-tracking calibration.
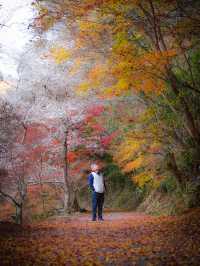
[159,176,177,194]
[32,210,55,221]
[101,153,134,189]
[177,148,198,173]
[176,181,200,209]
[32,0,200,214]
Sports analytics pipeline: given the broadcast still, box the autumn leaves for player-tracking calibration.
[37,0,200,192]
[1,209,200,265]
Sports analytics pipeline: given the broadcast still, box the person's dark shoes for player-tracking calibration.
[91,218,96,221]
[98,217,104,221]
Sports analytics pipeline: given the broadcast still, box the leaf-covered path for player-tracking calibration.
[0,209,200,266]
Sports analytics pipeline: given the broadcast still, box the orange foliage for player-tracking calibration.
[123,156,145,173]
[51,139,61,146]
[0,210,200,265]
[67,151,77,163]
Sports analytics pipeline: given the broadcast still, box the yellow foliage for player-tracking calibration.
[68,58,82,76]
[75,62,109,95]
[113,33,133,54]
[50,46,71,64]
[113,137,146,165]
[87,63,107,82]
[138,108,155,123]
[76,82,91,95]
[123,156,144,173]
[105,49,177,95]
[102,86,116,97]
[77,19,110,46]
[116,78,129,91]
[78,20,101,32]
[131,172,153,188]
[152,176,163,189]
[102,78,129,97]
[141,50,177,67]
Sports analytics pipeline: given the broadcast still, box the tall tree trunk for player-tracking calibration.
[167,152,184,186]
[39,157,45,214]
[70,189,80,212]
[141,2,200,146]
[168,71,200,146]
[0,189,24,224]
[15,203,22,225]
[63,129,71,213]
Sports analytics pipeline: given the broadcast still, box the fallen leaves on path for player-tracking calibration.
[0,210,200,265]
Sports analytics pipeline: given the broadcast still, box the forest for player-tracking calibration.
[0,0,200,265]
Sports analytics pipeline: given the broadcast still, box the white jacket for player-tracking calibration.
[91,171,105,193]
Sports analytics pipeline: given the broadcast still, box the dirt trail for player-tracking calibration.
[0,210,200,265]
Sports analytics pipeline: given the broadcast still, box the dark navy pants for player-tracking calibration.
[92,191,104,220]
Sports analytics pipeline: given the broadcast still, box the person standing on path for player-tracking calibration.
[88,163,107,221]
